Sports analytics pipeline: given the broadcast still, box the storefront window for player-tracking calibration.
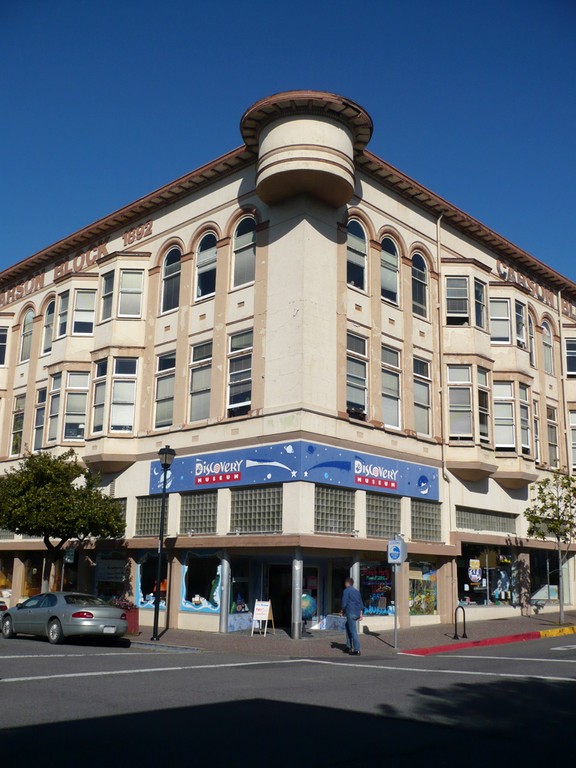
[22,553,44,597]
[230,558,250,614]
[181,553,220,613]
[457,545,517,606]
[330,559,350,613]
[137,552,167,609]
[360,561,393,615]
[0,554,14,598]
[96,552,128,599]
[409,559,438,615]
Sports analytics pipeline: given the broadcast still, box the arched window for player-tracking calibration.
[346,220,366,290]
[161,247,181,313]
[528,314,536,367]
[42,300,55,354]
[412,253,428,318]
[542,321,554,374]
[20,309,34,362]
[196,233,218,299]
[381,237,399,304]
[233,218,256,287]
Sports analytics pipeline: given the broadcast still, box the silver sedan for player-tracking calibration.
[1,592,128,644]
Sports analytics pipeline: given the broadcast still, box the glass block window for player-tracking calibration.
[314,486,355,534]
[230,486,282,533]
[456,506,517,534]
[135,496,162,536]
[366,492,401,538]
[411,499,442,541]
[114,498,127,537]
[180,491,217,534]
[0,528,15,540]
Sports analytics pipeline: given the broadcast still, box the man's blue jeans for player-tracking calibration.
[345,613,360,652]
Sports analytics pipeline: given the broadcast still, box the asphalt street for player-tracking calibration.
[1,635,574,767]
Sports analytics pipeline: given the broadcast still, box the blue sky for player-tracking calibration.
[2,0,574,279]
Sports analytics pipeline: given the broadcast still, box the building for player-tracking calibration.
[1,90,575,636]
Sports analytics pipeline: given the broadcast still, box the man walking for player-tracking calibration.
[341,577,363,655]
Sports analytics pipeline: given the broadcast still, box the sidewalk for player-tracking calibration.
[131,609,576,658]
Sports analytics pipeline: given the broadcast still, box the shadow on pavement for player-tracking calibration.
[2,677,573,767]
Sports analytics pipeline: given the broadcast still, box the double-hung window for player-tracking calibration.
[228,331,253,418]
[48,373,61,442]
[570,412,576,471]
[110,358,137,433]
[478,367,490,443]
[190,341,212,421]
[33,388,47,452]
[519,383,531,456]
[92,359,107,433]
[446,277,469,325]
[64,372,89,440]
[196,233,218,299]
[542,322,554,374]
[161,248,181,313]
[346,333,367,418]
[0,326,7,365]
[413,357,431,435]
[528,314,536,366]
[118,270,143,317]
[72,290,96,335]
[57,291,69,337]
[490,299,511,343]
[381,345,401,428]
[346,221,366,291]
[411,254,428,318]
[380,238,399,304]
[447,365,472,439]
[566,339,576,377]
[515,301,526,349]
[42,301,55,354]
[10,394,26,456]
[233,218,256,287]
[474,279,486,329]
[155,352,176,428]
[493,382,515,451]
[533,400,541,463]
[546,405,559,468]
[20,310,34,362]
[101,272,115,321]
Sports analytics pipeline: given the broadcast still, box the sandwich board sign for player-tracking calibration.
[251,600,275,636]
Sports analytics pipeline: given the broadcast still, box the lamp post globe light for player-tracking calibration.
[151,445,176,641]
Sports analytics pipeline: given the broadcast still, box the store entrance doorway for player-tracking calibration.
[268,564,292,628]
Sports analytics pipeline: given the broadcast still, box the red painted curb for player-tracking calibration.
[401,630,543,656]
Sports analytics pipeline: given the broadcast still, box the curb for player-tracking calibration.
[401,624,576,656]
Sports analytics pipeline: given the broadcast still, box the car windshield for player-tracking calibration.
[64,595,109,606]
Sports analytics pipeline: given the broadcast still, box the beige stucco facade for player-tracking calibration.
[1,91,575,635]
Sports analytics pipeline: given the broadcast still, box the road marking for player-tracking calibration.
[0,652,169,660]
[551,645,576,651]
[443,654,576,664]
[0,658,303,683]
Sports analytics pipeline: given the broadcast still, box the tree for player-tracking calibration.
[0,450,125,592]
[524,470,576,624]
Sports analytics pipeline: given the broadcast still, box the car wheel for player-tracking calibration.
[2,615,17,639]
[47,618,64,645]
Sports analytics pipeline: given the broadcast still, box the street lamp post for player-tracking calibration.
[151,445,176,641]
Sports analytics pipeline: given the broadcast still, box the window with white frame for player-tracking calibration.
[110,358,137,432]
[528,314,536,366]
[570,411,576,470]
[233,218,256,287]
[412,254,428,318]
[64,372,89,440]
[190,341,212,421]
[566,339,576,377]
[20,310,34,362]
[72,290,96,335]
[33,387,47,452]
[196,233,218,299]
[228,330,253,418]
[413,357,431,435]
[542,322,554,374]
[161,247,181,313]
[478,367,490,443]
[42,301,55,354]
[546,405,559,468]
[92,359,107,434]
[381,345,401,428]
[119,270,143,317]
[346,220,366,290]
[381,237,399,304]
[155,352,176,429]
[0,326,7,365]
[493,381,515,450]
[101,271,114,321]
[57,291,69,337]
[533,399,541,463]
[446,277,469,325]
[515,301,526,349]
[346,333,367,418]
[489,299,511,343]
[447,365,472,439]
[10,394,26,456]
[47,373,61,442]
[519,383,531,456]
[474,279,486,329]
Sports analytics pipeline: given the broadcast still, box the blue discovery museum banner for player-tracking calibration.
[150,441,439,501]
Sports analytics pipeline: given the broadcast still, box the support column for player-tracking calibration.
[291,547,303,640]
[10,555,25,607]
[219,550,231,634]
[397,561,410,629]
[350,552,361,588]
[168,553,182,629]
